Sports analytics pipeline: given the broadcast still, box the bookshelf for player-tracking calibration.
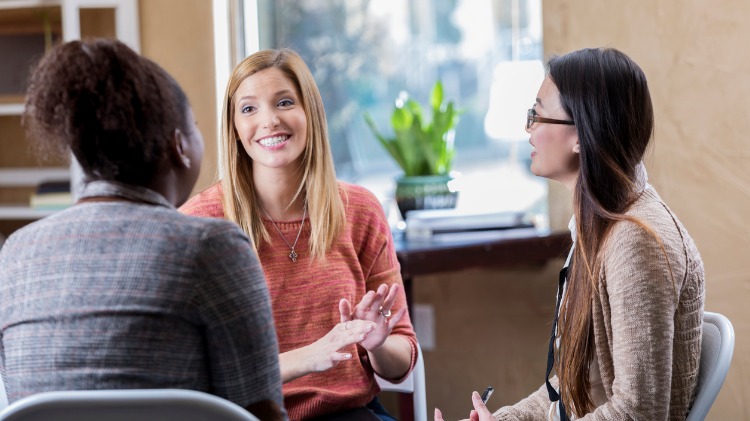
[0,0,139,237]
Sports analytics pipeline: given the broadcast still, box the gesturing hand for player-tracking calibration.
[339,283,407,351]
[304,319,376,373]
[434,392,494,421]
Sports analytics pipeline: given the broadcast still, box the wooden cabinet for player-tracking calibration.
[0,0,139,238]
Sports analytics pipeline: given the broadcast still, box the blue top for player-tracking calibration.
[0,180,284,414]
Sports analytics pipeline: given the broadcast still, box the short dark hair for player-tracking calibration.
[23,38,191,185]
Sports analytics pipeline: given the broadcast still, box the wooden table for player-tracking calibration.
[394,227,572,306]
[388,228,571,420]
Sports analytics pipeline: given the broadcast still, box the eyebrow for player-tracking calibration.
[236,89,297,103]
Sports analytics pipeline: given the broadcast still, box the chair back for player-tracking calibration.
[0,389,259,421]
[376,342,427,421]
[0,371,7,410]
[686,311,735,421]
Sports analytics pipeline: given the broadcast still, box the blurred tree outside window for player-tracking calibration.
[250,0,546,226]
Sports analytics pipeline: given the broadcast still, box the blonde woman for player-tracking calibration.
[181,49,417,421]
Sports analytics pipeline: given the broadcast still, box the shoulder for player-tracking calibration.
[179,183,225,218]
[602,186,699,279]
[609,186,687,249]
[337,181,384,217]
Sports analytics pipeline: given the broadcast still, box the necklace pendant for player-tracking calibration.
[289,250,298,262]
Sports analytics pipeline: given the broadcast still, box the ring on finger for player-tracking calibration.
[379,306,391,318]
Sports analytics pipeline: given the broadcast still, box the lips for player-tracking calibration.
[258,135,290,147]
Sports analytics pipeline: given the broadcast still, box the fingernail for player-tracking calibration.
[360,334,366,340]
[344,353,351,359]
[472,391,481,400]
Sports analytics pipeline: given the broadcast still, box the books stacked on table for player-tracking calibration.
[30,180,73,211]
[405,208,535,241]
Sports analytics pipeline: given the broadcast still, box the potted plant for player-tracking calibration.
[364,80,461,219]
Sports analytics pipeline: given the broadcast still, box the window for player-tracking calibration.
[245,0,547,226]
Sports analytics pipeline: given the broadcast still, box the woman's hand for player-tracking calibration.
[305,319,376,373]
[434,392,494,421]
[280,319,376,382]
[339,283,407,351]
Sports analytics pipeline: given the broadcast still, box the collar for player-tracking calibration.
[78,180,174,209]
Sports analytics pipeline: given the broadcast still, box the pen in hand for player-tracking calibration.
[480,386,494,404]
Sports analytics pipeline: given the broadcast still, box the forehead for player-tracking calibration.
[236,67,298,97]
[535,76,562,109]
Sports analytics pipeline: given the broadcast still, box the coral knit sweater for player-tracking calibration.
[180,181,417,420]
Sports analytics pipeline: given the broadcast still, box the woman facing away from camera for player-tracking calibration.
[180,48,417,421]
[436,47,705,421]
[0,39,285,420]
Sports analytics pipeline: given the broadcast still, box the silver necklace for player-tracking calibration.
[261,203,307,262]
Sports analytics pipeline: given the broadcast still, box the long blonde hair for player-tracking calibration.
[219,48,345,260]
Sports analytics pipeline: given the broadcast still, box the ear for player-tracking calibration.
[170,128,191,169]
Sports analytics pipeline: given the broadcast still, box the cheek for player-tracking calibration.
[233,115,256,140]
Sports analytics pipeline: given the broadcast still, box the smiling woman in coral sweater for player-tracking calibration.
[180,48,417,421]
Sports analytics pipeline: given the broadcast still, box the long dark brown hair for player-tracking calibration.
[549,48,669,416]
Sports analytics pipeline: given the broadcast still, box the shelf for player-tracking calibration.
[0,1,61,11]
[0,103,24,116]
[0,167,69,187]
[0,204,58,220]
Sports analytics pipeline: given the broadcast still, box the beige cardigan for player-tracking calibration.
[494,186,705,420]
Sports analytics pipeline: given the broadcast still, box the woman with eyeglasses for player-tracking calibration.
[436,47,704,420]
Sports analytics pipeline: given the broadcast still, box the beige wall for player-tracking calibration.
[416,2,750,420]
[542,1,750,419]
[139,0,218,194]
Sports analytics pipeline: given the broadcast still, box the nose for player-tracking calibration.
[262,108,280,129]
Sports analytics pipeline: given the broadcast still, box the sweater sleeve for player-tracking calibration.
[580,218,684,421]
[194,219,284,412]
[493,380,553,420]
[348,184,418,382]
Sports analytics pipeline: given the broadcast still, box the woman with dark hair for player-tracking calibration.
[436,48,704,420]
[0,39,285,420]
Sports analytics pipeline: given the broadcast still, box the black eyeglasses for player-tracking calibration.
[526,107,575,130]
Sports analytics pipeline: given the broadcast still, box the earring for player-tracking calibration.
[573,144,580,153]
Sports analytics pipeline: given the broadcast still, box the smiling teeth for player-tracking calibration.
[259,135,288,146]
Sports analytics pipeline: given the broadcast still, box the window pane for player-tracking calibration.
[255,0,546,224]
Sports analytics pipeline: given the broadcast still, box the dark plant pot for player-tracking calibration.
[395,175,458,220]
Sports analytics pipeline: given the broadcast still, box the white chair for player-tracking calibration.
[0,372,8,410]
[686,311,735,421]
[376,342,427,421]
[0,389,259,421]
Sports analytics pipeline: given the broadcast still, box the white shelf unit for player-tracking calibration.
[0,103,24,116]
[0,205,57,219]
[0,0,138,224]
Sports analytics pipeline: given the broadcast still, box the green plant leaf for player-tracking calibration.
[363,80,461,176]
[364,112,408,171]
[430,80,443,111]
[391,106,412,131]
